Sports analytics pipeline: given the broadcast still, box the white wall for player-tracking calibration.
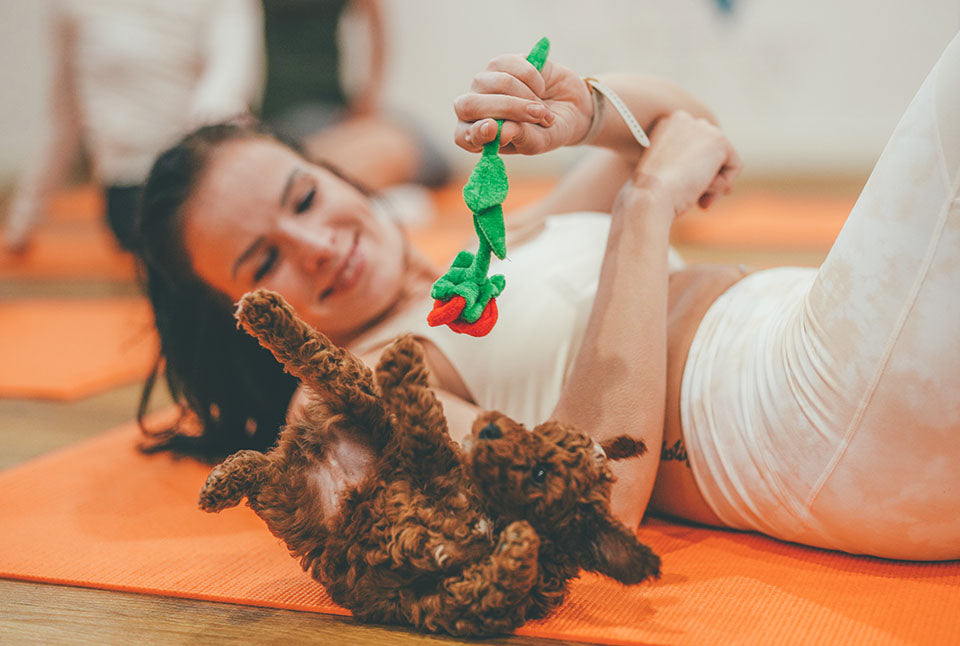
[379,0,960,177]
[1,0,957,185]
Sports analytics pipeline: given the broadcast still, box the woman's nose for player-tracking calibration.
[277,219,336,272]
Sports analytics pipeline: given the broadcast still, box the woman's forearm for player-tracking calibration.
[588,74,719,159]
[6,12,81,242]
[510,75,716,232]
[190,0,264,124]
[550,184,674,529]
[507,148,633,243]
[346,0,385,115]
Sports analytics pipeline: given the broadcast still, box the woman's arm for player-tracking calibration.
[342,0,386,116]
[4,9,81,251]
[505,148,635,244]
[583,73,719,159]
[453,57,722,240]
[551,180,673,528]
[454,50,743,526]
[552,112,741,528]
[188,0,264,126]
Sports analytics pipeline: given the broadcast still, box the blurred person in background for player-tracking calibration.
[2,0,263,253]
[258,0,449,225]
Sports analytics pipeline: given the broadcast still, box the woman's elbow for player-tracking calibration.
[607,457,659,530]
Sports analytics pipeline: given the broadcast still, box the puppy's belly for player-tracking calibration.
[307,432,377,519]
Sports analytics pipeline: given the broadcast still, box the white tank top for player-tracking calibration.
[360,212,684,427]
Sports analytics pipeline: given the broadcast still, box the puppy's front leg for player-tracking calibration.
[376,335,462,479]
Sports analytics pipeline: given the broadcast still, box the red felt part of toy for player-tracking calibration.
[447,298,498,337]
[427,296,466,327]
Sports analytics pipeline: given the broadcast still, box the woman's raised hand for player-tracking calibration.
[454,54,592,155]
[631,110,742,218]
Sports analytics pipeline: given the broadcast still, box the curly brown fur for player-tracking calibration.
[466,413,661,618]
[199,289,659,636]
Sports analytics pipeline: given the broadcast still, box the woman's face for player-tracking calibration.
[182,137,408,341]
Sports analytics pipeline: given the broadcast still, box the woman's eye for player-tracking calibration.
[531,463,548,484]
[295,187,316,214]
[253,246,279,282]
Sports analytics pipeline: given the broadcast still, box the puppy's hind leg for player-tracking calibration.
[198,450,270,512]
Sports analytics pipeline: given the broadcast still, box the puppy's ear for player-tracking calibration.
[582,509,661,585]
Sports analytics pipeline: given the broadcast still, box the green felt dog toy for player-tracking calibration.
[427,37,550,337]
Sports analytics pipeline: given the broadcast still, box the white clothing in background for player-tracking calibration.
[4,0,263,246]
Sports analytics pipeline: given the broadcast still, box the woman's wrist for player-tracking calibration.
[579,73,714,160]
[612,175,675,232]
[578,78,652,149]
[576,78,604,146]
[579,77,658,160]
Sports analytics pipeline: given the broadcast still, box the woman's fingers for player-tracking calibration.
[635,110,745,217]
[697,165,738,209]
[497,121,533,152]
[698,154,744,210]
[454,118,542,154]
[720,144,743,185]
[455,118,499,152]
[699,147,744,208]
[453,89,555,153]
[454,92,555,127]
[470,70,541,102]
[484,54,547,97]
[452,53,556,153]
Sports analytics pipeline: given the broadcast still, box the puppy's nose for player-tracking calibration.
[478,423,502,440]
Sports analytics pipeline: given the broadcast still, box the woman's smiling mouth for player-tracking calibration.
[319,231,363,301]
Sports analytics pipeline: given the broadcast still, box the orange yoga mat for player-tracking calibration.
[1,417,957,645]
[0,298,157,400]
[671,191,855,250]
[0,186,136,281]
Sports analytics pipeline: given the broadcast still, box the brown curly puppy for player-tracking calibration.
[199,289,660,636]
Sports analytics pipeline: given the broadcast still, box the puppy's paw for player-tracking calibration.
[375,333,428,392]
[197,450,265,512]
[494,520,540,584]
[198,465,246,512]
[498,520,539,553]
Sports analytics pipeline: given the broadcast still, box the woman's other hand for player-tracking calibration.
[632,110,742,219]
[454,54,592,155]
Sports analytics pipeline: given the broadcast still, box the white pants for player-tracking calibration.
[682,32,960,560]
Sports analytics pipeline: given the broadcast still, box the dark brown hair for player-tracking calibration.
[134,122,301,459]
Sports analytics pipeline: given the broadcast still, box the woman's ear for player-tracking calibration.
[582,509,661,585]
